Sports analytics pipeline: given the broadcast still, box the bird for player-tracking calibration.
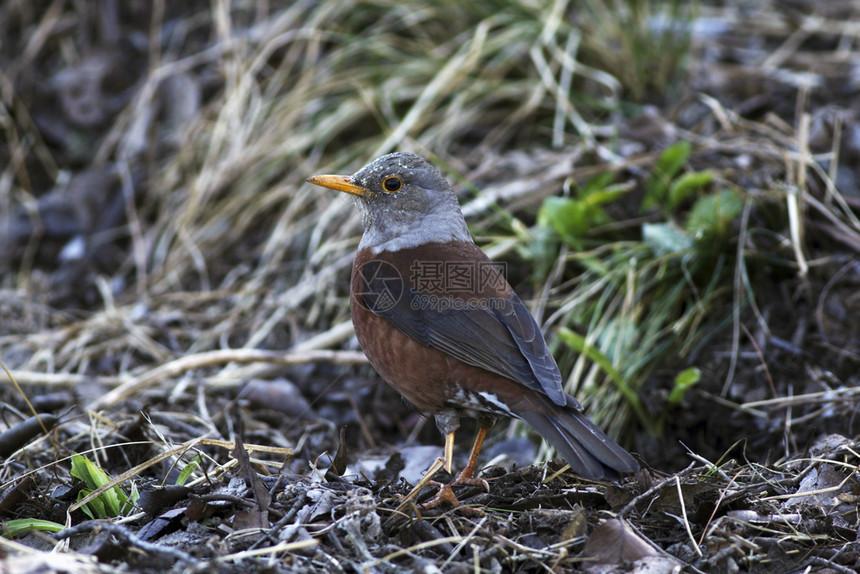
[307,152,638,506]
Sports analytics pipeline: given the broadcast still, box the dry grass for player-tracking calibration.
[2,0,630,379]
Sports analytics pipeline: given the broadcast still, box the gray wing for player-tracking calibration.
[357,259,568,406]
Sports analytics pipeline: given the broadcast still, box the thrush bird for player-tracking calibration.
[308,153,638,503]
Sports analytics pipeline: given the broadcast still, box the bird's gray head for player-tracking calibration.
[308,152,472,252]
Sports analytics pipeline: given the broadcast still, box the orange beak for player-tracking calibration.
[307,174,371,197]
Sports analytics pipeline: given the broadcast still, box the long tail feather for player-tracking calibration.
[517,396,638,480]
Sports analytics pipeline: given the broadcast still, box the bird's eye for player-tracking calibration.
[382,176,402,193]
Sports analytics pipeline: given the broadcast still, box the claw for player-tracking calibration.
[420,476,485,515]
[420,424,492,512]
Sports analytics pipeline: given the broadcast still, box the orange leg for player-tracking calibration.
[422,424,492,510]
[444,431,455,473]
[459,424,488,480]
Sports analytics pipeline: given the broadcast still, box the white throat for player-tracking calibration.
[357,200,473,254]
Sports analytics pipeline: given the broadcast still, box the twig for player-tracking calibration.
[55,521,194,565]
[390,457,447,519]
[739,322,777,398]
[618,462,696,518]
[440,516,488,570]
[7,348,368,393]
[675,476,703,557]
[216,539,318,562]
[742,386,860,409]
[87,349,368,410]
[761,467,857,501]
[362,536,466,573]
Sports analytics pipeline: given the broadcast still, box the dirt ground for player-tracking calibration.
[1,1,860,573]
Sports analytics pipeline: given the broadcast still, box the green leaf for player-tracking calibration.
[686,189,743,239]
[579,170,616,196]
[642,222,692,256]
[667,169,714,209]
[70,454,110,490]
[70,454,131,518]
[583,184,630,208]
[77,490,99,519]
[643,141,692,210]
[2,518,66,538]
[538,192,628,249]
[102,484,123,517]
[537,173,630,248]
[538,197,598,246]
[668,367,702,405]
[176,455,202,486]
[655,140,692,177]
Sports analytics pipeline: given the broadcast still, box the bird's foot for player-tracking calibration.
[420,471,489,512]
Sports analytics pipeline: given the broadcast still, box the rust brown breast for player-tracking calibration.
[349,241,521,415]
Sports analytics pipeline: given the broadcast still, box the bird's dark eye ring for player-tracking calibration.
[382,176,402,193]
